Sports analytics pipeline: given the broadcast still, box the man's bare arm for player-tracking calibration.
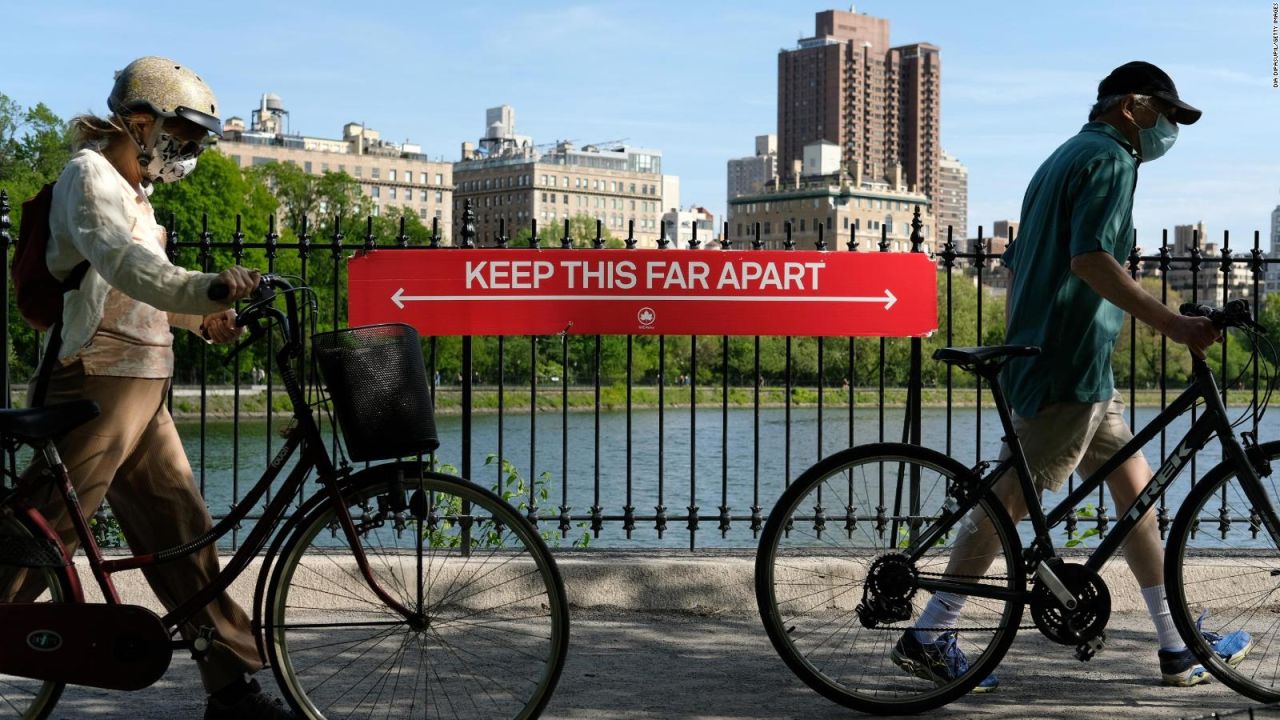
[1069,251,1219,356]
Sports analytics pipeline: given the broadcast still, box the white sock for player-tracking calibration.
[1142,585,1185,652]
[914,591,967,642]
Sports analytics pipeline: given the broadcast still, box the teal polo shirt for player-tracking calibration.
[1000,121,1140,418]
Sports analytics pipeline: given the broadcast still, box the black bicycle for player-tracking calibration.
[0,275,569,720]
[755,298,1280,714]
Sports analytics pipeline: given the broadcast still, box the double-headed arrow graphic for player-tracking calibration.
[390,287,898,310]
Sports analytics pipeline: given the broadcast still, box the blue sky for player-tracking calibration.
[5,1,1279,246]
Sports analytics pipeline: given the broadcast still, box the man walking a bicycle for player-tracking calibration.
[895,61,1253,691]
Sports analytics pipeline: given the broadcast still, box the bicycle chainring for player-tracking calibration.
[855,553,918,628]
[1029,561,1111,646]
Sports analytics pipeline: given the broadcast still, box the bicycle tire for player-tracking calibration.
[0,512,74,720]
[756,443,1025,714]
[265,466,569,720]
[1166,440,1280,703]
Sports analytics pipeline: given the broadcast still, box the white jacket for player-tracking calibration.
[47,149,225,363]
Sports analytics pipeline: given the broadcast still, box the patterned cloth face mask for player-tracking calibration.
[140,131,205,183]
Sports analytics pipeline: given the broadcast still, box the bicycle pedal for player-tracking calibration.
[1074,632,1106,662]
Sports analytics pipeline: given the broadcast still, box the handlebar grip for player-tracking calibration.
[1179,303,1212,318]
[208,281,230,302]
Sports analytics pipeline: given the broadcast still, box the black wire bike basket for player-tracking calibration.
[311,323,439,462]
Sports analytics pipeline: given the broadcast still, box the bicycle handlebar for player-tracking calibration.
[1179,299,1266,333]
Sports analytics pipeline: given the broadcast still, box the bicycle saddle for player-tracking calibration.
[0,400,100,445]
[933,346,1041,372]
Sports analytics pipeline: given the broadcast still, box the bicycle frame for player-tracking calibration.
[911,356,1280,601]
[12,285,417,652]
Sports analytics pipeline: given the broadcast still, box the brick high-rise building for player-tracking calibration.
[937,151,967,240]
[777,9,940,211]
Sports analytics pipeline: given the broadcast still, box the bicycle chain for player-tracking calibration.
[907,570,1039,631]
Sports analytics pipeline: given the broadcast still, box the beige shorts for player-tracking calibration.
[998,390,1144,493]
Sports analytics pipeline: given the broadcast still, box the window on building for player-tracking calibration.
[304,161,312,173]
[764,222,772,235]
[372,168,381,179]
[354,166,363,177]
[630,200,635,211]
[842,217,849,229]
[251,156,271,167]
[435,209,442,219]
[389,169,396,182]
[563,194,568,204]
[418,189,426,201]
[799,219,806,232]
[541,174,548,185]
[435,190,443,202]
[389,187,397,200]
[371,186,380,198]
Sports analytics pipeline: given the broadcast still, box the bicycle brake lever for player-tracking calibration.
[222,321,266,367]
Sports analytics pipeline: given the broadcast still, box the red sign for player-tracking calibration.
[347,249,937,337]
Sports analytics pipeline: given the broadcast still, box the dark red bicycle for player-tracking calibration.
[0,275,569,719]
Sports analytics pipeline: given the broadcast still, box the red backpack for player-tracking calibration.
[13,182,89,331]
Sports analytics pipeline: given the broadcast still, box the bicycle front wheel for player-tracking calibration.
[1166,441,1280,703]
[265,465,569,720]
[0,512,73,720]
[756,443,1025,714]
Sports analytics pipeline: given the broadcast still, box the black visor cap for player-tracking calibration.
[1098,61,1201,125]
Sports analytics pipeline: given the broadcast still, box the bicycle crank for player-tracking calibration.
[1029,560,1111,656]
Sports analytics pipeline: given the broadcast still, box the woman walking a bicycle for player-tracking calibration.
[6,57,292,719]
[894,61,1252,692]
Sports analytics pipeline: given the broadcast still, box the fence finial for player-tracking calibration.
[461,199,477,248]
[0,190,10,251]
[909,206,923,254]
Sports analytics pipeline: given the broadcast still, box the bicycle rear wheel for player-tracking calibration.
[756,443,1025,714]
[1166,441,1280,703]
[265,465,569,720]
[0,512,72,720]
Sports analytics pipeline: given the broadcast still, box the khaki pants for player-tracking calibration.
[13,361,260,692]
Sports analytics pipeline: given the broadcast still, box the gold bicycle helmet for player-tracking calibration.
[107,56,221,137]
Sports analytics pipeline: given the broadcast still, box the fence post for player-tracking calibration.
[0,190,9,412]
[905,209,925,537]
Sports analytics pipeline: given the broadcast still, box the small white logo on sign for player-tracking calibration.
[637,307,656,327]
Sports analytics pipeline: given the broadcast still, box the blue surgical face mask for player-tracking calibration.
[1137,111,1178,162]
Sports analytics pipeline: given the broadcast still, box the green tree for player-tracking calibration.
[510,214,622,248]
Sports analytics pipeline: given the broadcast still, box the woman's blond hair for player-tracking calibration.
[68,111,151,150]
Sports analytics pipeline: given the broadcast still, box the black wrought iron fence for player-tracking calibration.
[0,189,1274,551]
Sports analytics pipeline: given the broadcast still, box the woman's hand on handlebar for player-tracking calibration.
[214,266,261,302]
[200,309,243,344]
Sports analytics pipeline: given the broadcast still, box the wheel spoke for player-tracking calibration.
[268,473,567,719]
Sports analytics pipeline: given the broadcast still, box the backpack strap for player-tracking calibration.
[32,260,90,407]
[62,260,90,293]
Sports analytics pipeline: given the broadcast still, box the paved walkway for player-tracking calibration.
[45,611,1273,720]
